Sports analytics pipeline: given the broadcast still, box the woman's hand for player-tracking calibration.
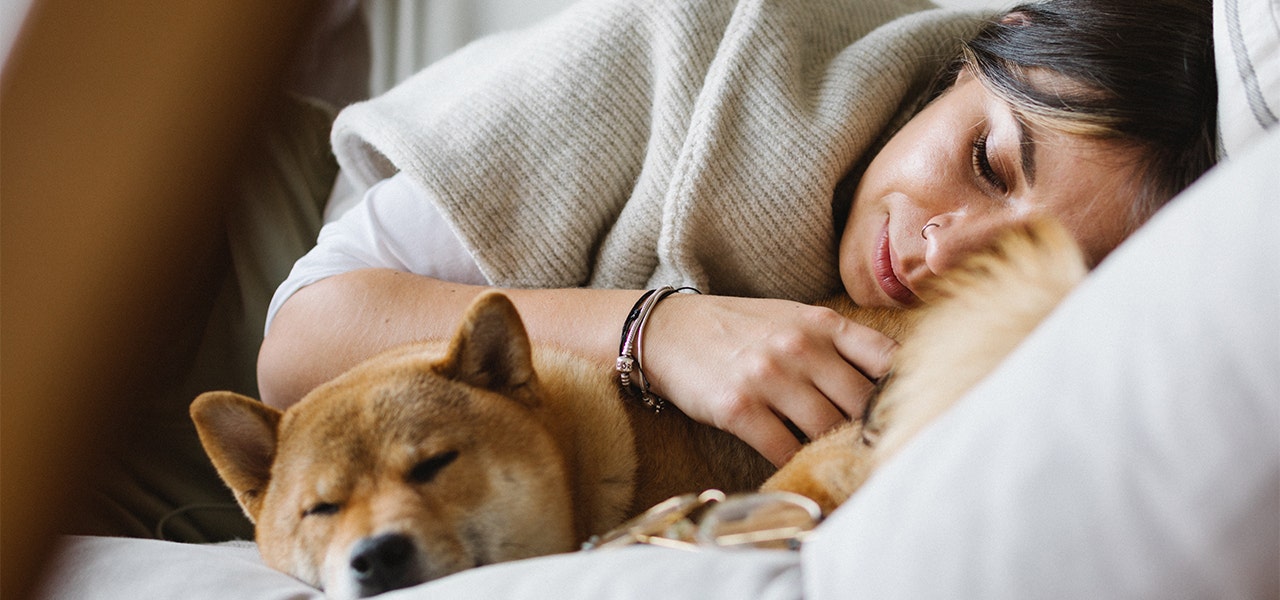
[640,294,897,467]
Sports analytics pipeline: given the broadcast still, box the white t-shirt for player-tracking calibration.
[264,172,487,334]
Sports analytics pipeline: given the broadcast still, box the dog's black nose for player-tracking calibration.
[349,533,418,597]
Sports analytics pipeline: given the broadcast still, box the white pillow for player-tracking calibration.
[803,130,1280,599]
[1215,0,1280,157]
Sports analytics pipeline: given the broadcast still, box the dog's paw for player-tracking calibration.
[761,421,874,514]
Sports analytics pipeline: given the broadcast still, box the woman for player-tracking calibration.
[259,0,1216,467]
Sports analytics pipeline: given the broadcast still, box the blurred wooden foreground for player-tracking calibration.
[1,2,317,597]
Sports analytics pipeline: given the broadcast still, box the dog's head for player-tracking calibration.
[191,292,577,598]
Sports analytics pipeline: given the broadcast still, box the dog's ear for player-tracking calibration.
[436,291,539,404]
[190,392,282,523]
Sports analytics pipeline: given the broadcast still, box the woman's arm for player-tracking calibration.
[257,269,636,410]
[258,269,896,466]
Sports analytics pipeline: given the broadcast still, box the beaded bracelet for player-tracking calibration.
[616,286,700,412]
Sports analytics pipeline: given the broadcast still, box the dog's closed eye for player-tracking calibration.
[304,501,341,518]
[408,450,460,484]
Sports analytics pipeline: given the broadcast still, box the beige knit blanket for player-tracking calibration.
[332,0,984,301]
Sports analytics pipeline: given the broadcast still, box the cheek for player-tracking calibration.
[257,511,332,589]
[860,131,962,212]
[1064,203,1137,266]
[836,198,874,301]
[1043,163,1145,264]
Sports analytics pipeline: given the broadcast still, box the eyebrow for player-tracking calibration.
[1014,112,1038,187]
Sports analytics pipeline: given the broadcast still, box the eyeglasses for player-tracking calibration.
[582,489,823,551]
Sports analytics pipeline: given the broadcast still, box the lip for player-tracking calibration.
[873,221,920,306]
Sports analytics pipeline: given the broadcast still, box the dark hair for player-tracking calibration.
[958,0,1217,225]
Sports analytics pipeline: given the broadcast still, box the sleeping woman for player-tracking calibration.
[258,0,1216,467]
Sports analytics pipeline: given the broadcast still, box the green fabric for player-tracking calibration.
[73,94,338,543]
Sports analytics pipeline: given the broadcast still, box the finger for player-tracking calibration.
[723,403,806,467]
[771,387,848,442]
[808,357,879,422]
[830,320,898,381]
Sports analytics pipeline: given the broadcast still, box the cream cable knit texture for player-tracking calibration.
[331,0,983,301]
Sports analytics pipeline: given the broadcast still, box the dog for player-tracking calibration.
[192,218,1085,598]
[191,293,775,598]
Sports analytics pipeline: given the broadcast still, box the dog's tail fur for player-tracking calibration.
[763,219,1088,512]
[866,217,1088,462]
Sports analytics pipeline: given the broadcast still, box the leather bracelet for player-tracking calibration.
[615,286,700,412]
[616,287,661,388]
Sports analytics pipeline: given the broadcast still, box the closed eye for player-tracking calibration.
[303,502,341,518]
[407,450,460,484]
[971,132,1007,194]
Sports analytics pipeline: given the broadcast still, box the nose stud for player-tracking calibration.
[921,222,939,239]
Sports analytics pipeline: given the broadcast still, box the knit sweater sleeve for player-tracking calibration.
[331,0,984,301]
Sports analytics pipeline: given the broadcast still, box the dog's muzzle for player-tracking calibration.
[349,533,420,597]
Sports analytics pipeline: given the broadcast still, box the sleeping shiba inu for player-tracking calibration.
[191,219,1085,598]
[191,295,775,598]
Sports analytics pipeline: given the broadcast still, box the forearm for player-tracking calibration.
[257,268,639,410]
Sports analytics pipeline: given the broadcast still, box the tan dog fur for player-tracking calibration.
[192,290,774,598]
[762,219,1086,511]
[192,219,1085,597]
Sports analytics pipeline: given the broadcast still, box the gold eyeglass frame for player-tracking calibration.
[583,489,823,552]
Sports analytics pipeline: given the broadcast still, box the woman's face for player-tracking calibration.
[840,69,1142,307]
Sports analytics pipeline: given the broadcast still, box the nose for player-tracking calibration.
[349,533,419,597]
[922,214,1018,275]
